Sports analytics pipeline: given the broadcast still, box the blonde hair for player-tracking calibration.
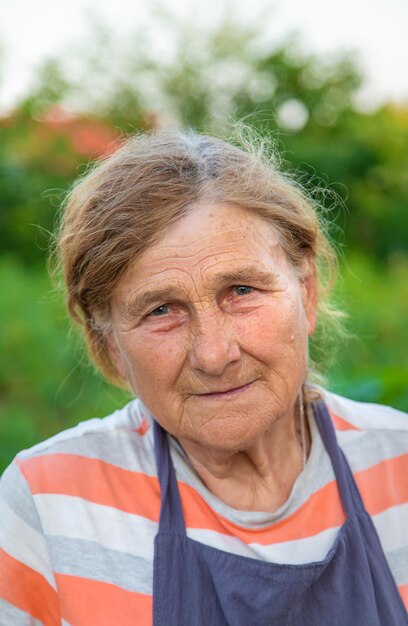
[54,129,344,387]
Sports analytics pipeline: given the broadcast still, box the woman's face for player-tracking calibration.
[108,203,317,451]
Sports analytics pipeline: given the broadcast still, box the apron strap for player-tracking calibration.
[312,400,365,518]
[153,419,186,535]
[153,400,366,533]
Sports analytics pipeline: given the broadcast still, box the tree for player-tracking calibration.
[1,14,407,261]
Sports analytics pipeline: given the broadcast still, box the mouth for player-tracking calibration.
[193,381,254,400]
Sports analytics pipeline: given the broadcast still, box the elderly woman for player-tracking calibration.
[0,131,407,626]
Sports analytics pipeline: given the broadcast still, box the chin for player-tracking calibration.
[187,412,273,452]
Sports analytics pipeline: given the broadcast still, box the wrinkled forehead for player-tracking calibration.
[145,202,282,261]
[111,203,295,303]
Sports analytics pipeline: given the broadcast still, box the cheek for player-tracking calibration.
[239,302,308,356]
[123,331,186,392]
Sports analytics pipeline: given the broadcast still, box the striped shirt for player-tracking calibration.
[0,390,407,625]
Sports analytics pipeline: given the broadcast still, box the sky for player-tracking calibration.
[1,0,407,113]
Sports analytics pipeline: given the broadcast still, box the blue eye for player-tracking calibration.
[234,285,252,296]
[150,304,169,316]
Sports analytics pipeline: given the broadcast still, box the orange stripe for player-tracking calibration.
[19,452,407,546]
[354,453,408,515]
[19,454,162,521]
[20,452,346,543]
[0,548,60,625]
[329,410,360,431]
[56,574,152,626]
[180,478,346,544]
[398,583,408,610]
[173,455,407,542]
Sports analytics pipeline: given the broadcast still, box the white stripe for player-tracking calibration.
[30,495,408,584]
[324,391,407,430]
[0,498,56,589]
[337,429,408,472]
[372,502,408,554]
[336,430,365,444]
[28,429,158,477]
[188,525,340,564]
[17,399,149,460]
[34,493,157,561]
[33,493,339,565]
[0,598,44,626]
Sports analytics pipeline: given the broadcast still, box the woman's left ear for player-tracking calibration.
[300,262,318,335]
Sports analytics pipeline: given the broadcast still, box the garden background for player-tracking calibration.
[1,13,407,473]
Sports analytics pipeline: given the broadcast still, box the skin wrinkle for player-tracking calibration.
[121,267,286,326]
[108,203,317,513]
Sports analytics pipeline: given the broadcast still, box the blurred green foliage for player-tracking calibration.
[1,252,406,473]
[0,257,131,470]
[0,15,407,472]
[329,253,408,409]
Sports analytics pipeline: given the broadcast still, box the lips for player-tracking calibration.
[194,382,254,397]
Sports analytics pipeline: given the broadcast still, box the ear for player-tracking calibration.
[300,260,318,336]
[105,330,129,383]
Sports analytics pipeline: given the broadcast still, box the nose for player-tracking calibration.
[189,313,241,376]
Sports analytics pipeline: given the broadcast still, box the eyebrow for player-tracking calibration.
[122,265,278,319]
[212,265,278,288]
[122,287,181,320]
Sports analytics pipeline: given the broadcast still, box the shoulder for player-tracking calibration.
[1,398,157,489]
[318,390,408,594]
[318,388,407,468]
[0,400,159,620]
[317,388,407,497]
[320,388,408,433]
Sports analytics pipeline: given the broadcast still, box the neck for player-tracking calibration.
[178,401,310,513]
